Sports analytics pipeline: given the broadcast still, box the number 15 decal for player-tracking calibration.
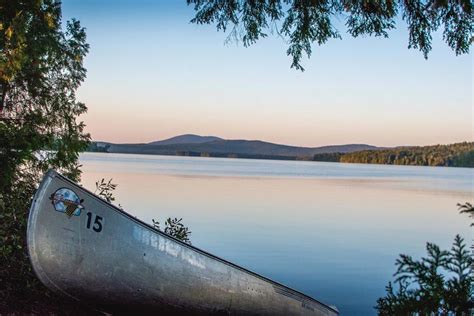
[86,212,103,232]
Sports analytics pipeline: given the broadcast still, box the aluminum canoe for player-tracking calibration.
[27,170,339,315]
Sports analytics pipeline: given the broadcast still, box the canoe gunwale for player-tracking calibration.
[27,169,339,314]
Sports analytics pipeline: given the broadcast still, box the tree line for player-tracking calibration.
[314,142,474,167]
[88,141,474,167]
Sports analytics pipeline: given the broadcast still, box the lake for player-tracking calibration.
[79,152,472,315]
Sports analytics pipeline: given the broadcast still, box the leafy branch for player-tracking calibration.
[91,179,192,244]
[187,0,473,71]
[376,203,474,315]
[152,217,192,245]
[458,202,474,226]
[94,178,117,203]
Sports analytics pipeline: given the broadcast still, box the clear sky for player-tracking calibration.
[62,0,472,147]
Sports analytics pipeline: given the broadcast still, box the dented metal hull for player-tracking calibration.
[27,170,338,315]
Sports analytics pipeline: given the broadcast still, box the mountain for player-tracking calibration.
[148,134,222,146]
[89,135,380,160]
[87,137,473,167]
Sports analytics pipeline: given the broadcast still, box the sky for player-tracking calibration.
[62,0,472,147]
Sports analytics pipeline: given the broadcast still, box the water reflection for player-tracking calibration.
[79,153,472,315]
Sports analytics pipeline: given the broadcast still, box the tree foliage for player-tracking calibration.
[0,0,90,312]
[95,178,118,203]
[458,202,474,226]
[153,217,193,244]
[187,0,473,70]
[332,142,473,167]
[376,235,473,315]
[312,152,343,162]
[92,179,193,244]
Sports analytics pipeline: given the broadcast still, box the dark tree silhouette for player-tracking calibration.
[376,235,473,315]
[187,0,473,70]
[458,202,474,226]
[376,203,474,315]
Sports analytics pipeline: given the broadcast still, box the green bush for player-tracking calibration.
[0,1,92,313]
[376,204,474,315]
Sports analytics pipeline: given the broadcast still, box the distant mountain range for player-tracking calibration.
[88,135,474,167]
[148,134,223,146]
[89,134,380,160]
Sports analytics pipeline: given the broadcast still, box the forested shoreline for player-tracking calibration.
[88,141,474,168]
[315,142,474,167]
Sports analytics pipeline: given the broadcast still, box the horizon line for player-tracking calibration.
[90,134,474,149]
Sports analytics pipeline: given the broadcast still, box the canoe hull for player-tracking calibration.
[27,170,338,315]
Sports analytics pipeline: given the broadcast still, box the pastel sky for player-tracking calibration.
[62,0,472,147]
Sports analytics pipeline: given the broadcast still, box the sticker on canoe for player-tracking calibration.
[50,188,84,217]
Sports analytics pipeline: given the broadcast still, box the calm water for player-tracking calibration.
[79,152,472,315]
